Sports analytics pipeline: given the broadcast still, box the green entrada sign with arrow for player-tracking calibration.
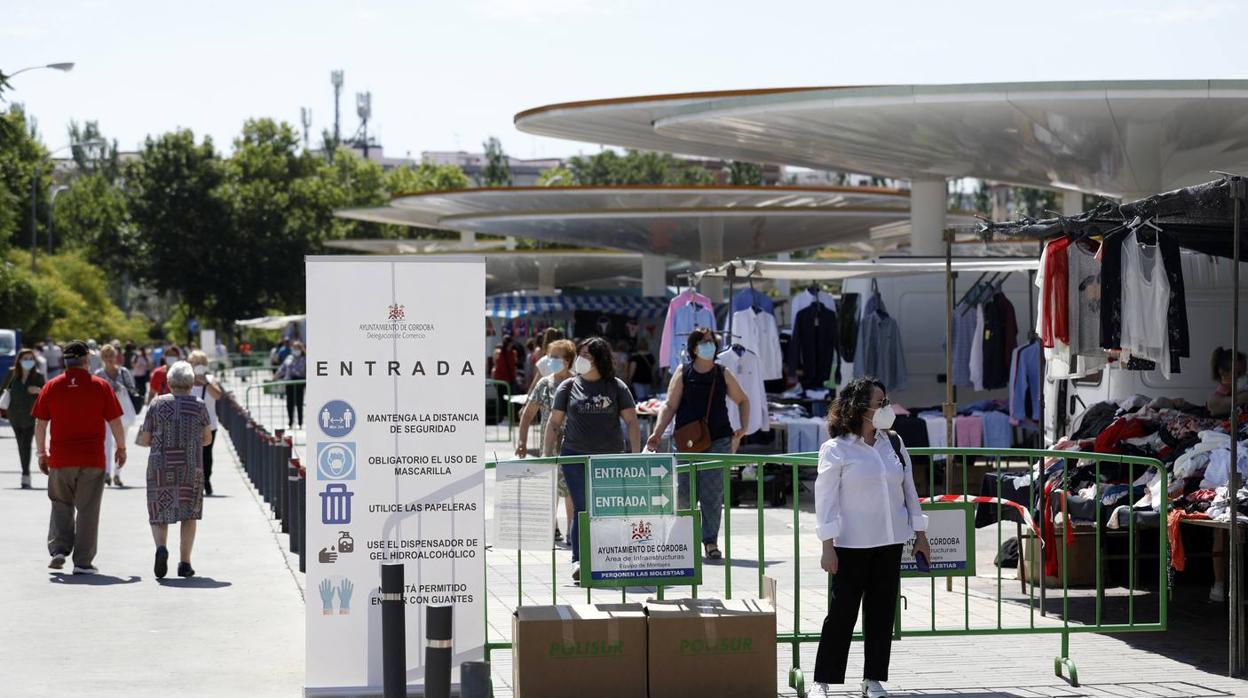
[587,454,677,517]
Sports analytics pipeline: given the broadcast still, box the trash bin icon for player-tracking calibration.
[320,483,353,524]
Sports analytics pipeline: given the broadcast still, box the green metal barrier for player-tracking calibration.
[242,379,306,441]
[482,447,1168,695]
[485,379,515,444]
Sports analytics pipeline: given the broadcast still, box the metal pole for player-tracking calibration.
[381,562,407,698]
[425,605,453,698]
[460,661,491,698]
[1230,177,1244,677]
[30,165,38,272]
[945,229,956,593]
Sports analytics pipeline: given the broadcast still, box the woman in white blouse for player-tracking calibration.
[813,377,930,698]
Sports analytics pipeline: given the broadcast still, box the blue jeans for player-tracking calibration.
[560,449,588,562]
[677,436,732,545]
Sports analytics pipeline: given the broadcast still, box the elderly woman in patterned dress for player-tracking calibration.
[137,361,212,579]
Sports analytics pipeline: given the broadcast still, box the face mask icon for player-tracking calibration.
[317,443,357,481]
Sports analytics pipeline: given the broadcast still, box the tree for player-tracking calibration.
[565,149,717,185]
[1014,187,1057,218]
[51,172,136,276]
[67,120,122,183]
[481,136,512,187]
[384,162,470,195]
[728,161,763,186]
[536,166,573,187]
[126,128,230,324]
[0,105,51,254]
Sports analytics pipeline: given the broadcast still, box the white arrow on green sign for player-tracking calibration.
[587,454,678,517]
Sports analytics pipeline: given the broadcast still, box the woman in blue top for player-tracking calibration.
[647,327,749,561]
[275,340,307,429]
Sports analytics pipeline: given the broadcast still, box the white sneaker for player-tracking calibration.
[862,679,890,698]
[48,554,66,570]
[1210,582,1225,603]
[20,474,31,489]
[813,683,834,697]
[72,565,99,575]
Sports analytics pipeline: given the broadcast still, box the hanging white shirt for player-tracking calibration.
[969,304,986,391]
[1119,230,1172,378]
[814,433,929,548]
[716,348,769,435]
[728,308,783,381]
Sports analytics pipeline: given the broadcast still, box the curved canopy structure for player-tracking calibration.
[515,81,1248,197]
[319,245,684,295]
[335,186,976,262]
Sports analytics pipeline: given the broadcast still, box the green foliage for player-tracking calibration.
[728,161,763,186]
[1014,187,1058,218]
[0,250,146,340]
[384,162,470,195]
[67,120,122,183]
[0,105,51,253]
[481,136,512,187]
[565,149,717,185]
[536,166,573,187]
[51,172,137,277]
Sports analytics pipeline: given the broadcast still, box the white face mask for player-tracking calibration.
[292,349,303,358]
[165,356,178,366]
[871,404,896,431]
[573,356,593,376]
[193,365,208,376]
[547,358,567,374]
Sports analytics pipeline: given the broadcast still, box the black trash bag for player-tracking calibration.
[995,537,1020,568]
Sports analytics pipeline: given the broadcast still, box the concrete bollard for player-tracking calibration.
[381,563,407,698]
[460,661,490,698]
[425,605,453,698]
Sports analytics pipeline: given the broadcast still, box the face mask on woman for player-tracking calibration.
[165,356,178,366]
[292,349,303,358]
[870,404,897,431]
[573,356,593,376]
[19,359,34,371]
[695,342,717,361]
[193,365,208,376]
[547,357,566,374]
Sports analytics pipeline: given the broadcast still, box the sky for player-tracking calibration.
[4,0,1248,161]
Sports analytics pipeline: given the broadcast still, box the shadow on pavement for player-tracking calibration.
[4,487,47,491]
[156,577,232,589]
[49,573,141,586]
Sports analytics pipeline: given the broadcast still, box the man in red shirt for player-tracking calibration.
[146,344,181,403]
[33,341,126,574]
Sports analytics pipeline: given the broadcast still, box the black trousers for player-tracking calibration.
[12,424,34,475]
[202,429,216,485]
[814,544,903,684]
[285,383,305,427]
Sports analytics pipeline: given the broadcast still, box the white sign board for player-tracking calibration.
[199,329,216,357]
[494,460,557,550]
[900,503,975,577]
[305,256,485,694]
[586,514,698,586]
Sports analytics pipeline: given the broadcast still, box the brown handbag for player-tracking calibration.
[673,366,717,453]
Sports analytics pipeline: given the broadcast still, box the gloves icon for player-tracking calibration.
[319,547,338,564]
[319,579,336,616]
[338,579,354,615]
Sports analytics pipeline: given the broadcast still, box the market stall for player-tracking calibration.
[983,176,1248,667]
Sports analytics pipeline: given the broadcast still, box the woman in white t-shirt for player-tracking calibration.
[812,377,930,698]
[188,350,224,496]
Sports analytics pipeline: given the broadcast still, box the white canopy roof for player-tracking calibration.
[515,81,1248,197]
[335,186,976,262]
[234,314,306,330]
[695,257,1039,281]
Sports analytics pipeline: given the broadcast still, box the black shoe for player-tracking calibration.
[204,480,213,496]
[554,527,563,543]
[154,546,169,579]
[177,561,195,578]
[571,567,580,584]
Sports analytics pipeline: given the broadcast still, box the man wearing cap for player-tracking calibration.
[33,340,127,575]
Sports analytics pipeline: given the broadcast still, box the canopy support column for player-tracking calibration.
[1062,191,1083,217]
[1230,177,1245,678]
[910,178,947,256]
[699,218,725,302]
[459,230,476,244]
[537,258,557,294]
[642,255,667,298]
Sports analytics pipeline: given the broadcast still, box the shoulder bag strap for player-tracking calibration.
[702,366,718,422]
[885,430,906,470]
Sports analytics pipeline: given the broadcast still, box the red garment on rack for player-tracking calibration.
[1092,417,1151,454]
[1041,237,1071,348]
[1168,510,1211,572]
[1042,479,1076,578]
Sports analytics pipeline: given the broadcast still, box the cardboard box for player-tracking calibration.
[512,603,648,698]
[1021,526,1097,587]
[646,598,776,698]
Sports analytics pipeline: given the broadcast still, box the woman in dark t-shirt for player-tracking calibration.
[544,337,641,582]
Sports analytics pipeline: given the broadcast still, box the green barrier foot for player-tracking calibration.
[789,667,806,697]
[1054,655,1079,686]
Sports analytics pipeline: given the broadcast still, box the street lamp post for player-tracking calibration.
[48,185,68,255]
[30,140,104,272]
[6,62,74,79]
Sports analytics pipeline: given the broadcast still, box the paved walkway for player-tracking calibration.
[0,417,303,698]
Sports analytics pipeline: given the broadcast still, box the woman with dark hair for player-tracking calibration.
[3,348,45,489]
[646,326,749,561]
[543,336,641,583]
[1207,346,1248,418]
[813,377,929,698]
